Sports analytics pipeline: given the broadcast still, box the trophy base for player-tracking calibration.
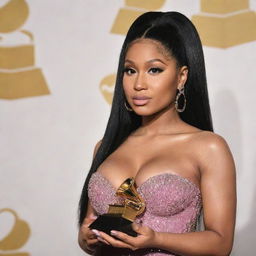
[89,214,137,237]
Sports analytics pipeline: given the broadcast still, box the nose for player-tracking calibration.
[134,72,147,91]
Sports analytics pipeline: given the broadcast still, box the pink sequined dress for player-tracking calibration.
[88,172,202,256]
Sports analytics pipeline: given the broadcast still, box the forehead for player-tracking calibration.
[125,38,172,61]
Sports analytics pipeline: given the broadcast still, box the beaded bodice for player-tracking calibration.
[88,172,202,256]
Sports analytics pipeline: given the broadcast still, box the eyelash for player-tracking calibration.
[123,67,163,75]
[149,67,163,74]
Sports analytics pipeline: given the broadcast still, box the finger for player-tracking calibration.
[87,232,97,239]
[88,213,97,220]
[80,225,95,237]
[87,238,100,246]
[79,226,97,243]
[110,230,137,245]
[99,231,134,249]
[91,230,110,245]
[131,222,149,235]
[91,229,100,237]
[83,222,92,228]
[132,223,141,232]
[86,238,99,253]
[97,236,110,245]
[82,218,98,233]
[84,215,97,225]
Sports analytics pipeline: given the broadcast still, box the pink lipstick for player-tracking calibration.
[132,96,151,106]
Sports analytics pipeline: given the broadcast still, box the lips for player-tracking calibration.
[132,96,151,106]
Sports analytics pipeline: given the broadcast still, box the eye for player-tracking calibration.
[148,67,163,74]
[123,67,136,75]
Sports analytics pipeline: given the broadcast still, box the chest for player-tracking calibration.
[97,136,199,188]
[88,172,201,217]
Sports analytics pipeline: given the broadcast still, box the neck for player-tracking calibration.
[138,105,185,136]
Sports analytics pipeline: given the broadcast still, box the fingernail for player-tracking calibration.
[110,230,118,236]
[89,213,97,219]
[91,229,100,237]
[91,215,97,220]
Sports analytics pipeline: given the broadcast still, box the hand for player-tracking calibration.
[78,213,100,254]
[94,223,157,251]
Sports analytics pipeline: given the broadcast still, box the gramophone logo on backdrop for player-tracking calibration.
[0,208,31,256]
[99,0,256,105]
[0,0,49,99]
[99,0,166,105]
[192,0,256,48]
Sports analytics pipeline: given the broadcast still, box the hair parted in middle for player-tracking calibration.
[78,11,213,226]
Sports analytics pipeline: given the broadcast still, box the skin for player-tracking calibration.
[78,39,236,256]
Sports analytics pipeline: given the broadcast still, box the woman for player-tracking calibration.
[78,11,236,256]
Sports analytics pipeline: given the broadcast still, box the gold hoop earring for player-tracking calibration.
[175,87,186,113]
[124,101,133,112]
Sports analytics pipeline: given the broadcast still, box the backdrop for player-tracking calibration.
[0,0,256,255]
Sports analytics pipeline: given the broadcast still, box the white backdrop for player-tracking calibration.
[0,0,256,255]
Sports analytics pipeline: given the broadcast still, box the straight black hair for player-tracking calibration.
[78,11,213,226]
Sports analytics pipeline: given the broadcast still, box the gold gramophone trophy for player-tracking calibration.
[89,178,145,236]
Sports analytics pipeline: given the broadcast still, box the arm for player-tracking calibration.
[153,134,236,255]
[78,202,98,254]
[78,140,102,254]
[98,133,236,256]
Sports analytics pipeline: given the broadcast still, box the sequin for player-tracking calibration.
[88,172,202,256]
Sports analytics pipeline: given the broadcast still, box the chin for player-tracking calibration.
[133,104,171,116]
[133,107,157,116]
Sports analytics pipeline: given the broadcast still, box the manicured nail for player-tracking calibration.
[91,229,100,237]
[110,230,118,236]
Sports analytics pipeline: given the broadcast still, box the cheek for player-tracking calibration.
[123,77,132,95]
[153,76,178,100]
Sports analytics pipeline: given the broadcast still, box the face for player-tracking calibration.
[123,39,188,116]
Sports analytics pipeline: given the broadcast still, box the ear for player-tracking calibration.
[177,66,188,90]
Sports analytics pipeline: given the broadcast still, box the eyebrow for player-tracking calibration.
[124,58,167,65]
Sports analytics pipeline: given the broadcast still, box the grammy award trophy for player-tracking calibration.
[89,177,145,237]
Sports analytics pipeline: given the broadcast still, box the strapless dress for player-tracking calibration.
[88,172,202,256]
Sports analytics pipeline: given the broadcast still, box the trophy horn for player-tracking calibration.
[116,178,145,215]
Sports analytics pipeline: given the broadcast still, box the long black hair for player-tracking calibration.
[78,11,213,226]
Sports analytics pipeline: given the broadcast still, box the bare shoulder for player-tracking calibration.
[95,139,102,149]
[194,130,231,153]
[93,139,102,158]
[193,131,235,175]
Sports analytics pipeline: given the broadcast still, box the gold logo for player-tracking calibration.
[0,208,31,256]
[99,74,116,105]
[101,0,166,104]
[111,0,166,35]
[0,0,50,99]
[192,0,256,48]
